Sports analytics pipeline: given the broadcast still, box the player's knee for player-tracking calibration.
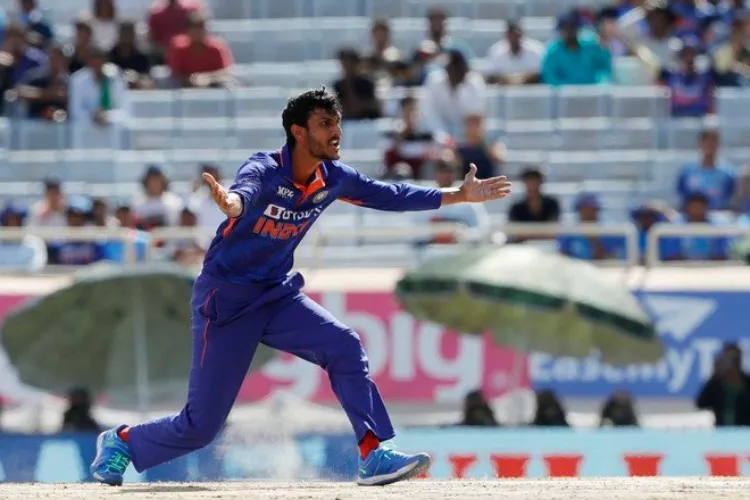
[330,329,368,373]
[182,410,225,447]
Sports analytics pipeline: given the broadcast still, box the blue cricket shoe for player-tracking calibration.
[357,447,432,486]
[90,425,131,486]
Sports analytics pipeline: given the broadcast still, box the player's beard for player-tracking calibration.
[307,133,340,161]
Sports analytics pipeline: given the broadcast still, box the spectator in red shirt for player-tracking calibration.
[167,12,234,88]
[148,0,204,63]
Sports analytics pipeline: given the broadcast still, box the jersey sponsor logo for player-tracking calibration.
[253,216,311,240]
[312,190,329,204]
[263,204,323,221]
[276,186,295,200]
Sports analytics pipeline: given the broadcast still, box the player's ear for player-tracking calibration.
[291,123,305,142]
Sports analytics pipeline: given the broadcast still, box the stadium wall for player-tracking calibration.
[2,429,750,482]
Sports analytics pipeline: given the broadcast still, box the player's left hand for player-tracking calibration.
[459,164,512,203]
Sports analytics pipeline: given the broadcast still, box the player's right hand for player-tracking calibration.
[203,173,243,218]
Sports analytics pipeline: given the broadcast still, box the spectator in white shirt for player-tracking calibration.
[133,165,183,229]
[485,21,544,85]
[28,178,66,227]
[424,48,487,141]
[69,45,128,126]
[80,0,120,51]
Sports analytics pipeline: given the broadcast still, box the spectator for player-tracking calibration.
[133,165,183,228]
[696,342,750,426]
[0,23,49,114]
[558,193,627,261]
[362,19,402,82]
[541,11,613,86]
[532,389,569,427]
[394,40,441,87]
[170,207,204,265]
[508,167,561,224]
[81,0,120,52]
[670,0,717,40]
[0,201,47,271]
[67,19,94,75]
[598,7,629,57]
[658,36,717,117]
[50,197,107,266]
[15,44,69,121]
[17,0,53,48]
[188,164,227,249]
[485,20,544,85]
[676,128,736,210]
[664,192,730,261]
[433,151,459,189]
[333,48,381,121]
[90,197,117,227]
[459,390,499,427]
[61,387,100,433]
[148,0,204,64]
[618,0,679,73]
[455,115,504,180]
[28,178,66,227]
[713,15,750,86]
[114,202,136,228]
[104,202,150,263]
[382,95,438,180]
[167,12,234,88]
[381,161,414,182]
[599,390,639,427]
[630,200,679,264]
[69,45,129,126]
[423,6,473,61]
[423,48,486,140]
[416,151,492,245]
[109,20,154,89]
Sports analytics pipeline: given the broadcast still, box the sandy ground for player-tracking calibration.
[1,479,750,500]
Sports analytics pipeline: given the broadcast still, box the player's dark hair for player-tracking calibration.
[282,87,342,148]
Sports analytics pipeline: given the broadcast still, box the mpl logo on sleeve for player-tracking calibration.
[276,186,295,200]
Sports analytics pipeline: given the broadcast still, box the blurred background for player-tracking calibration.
[1,0,750,485]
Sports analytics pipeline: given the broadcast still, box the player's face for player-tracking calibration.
[304,109,342,161]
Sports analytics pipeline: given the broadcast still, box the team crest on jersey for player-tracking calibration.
[312,190,329,204]
[277,186,295,200]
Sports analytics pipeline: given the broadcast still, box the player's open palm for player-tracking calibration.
[460,164,512,203]
[203,173,242,218]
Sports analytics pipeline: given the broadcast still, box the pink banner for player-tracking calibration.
[0,292,528,404]
[238,292,528,403]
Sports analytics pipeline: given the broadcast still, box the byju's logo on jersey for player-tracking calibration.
[277,186,295,200]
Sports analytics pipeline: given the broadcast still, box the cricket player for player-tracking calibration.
[91,88,511,487]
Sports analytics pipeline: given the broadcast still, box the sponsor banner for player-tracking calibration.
[3,429,750,482]
[0,290,749,401]
[239,292,526,403]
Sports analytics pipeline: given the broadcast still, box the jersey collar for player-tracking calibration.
[279,144,328,203]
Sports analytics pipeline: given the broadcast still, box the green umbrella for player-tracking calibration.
[396,245,662,365]
[0,262,275,412]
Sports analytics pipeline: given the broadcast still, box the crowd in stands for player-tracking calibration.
[458,341,750,428]
[0,0,748,267]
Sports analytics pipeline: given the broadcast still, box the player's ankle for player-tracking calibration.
[117,426,131,442]
[358,431,379,459]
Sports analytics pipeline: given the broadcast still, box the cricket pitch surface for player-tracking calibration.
[2,478,750,500]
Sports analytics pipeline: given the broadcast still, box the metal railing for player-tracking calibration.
[2,223,748,271]
[645,223,749,268]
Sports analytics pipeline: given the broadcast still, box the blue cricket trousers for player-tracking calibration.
[126,271,395,472]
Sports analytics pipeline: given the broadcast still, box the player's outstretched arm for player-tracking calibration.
[441,163,512,206]
[202,172,243,218]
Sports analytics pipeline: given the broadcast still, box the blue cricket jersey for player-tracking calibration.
[202,145,443,283]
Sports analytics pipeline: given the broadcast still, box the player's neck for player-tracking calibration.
[290,145,320,185]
